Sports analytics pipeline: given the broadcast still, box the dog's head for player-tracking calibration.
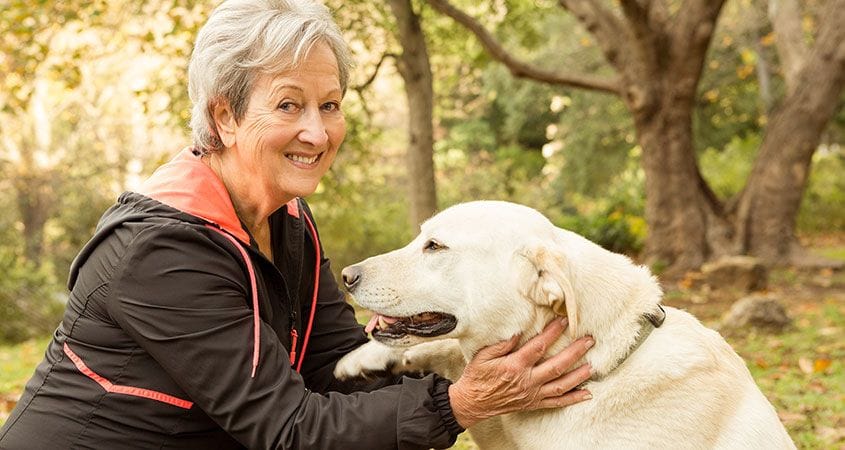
[342,201,659,353]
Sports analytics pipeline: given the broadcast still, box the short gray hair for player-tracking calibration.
[188,0,353,153]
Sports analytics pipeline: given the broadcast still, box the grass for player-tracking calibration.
[0,337,49,425]
[814,245,845,262]
[729,298,845,448]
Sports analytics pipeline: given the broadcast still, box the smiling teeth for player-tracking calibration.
[287,154,318,164]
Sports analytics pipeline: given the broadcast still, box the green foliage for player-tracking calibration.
[551,148,647,255]
[699,134,759,199]
[798,150,845,232]
[547,89,634,197]
[435,138,547,209]
[0,251,63,344]
[694,11,773,154]
[698,134,845,234]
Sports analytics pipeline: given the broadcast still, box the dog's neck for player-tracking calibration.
[590,305,665,380]
[560,260,665,379]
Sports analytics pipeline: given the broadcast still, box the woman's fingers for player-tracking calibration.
[537,388,593,409]
[532,335,594,383]
[512,318,568,366]
[474,333,521,361]
[448,318,594,428]
[537,363,592,399]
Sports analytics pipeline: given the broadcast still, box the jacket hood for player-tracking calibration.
[68,147,251,289]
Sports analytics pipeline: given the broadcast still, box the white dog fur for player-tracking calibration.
[335,201,795,449]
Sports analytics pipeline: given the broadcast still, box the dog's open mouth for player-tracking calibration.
[364,311,457,340]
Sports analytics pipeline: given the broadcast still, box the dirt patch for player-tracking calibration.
[662,266,845,324]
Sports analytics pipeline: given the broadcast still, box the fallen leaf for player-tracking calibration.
[754,357,769,369]
[777,411,807,426]
[819,327,841,337]
[798,357,814,374]
[766,338,783,349]
[813,358,832,373]
[816,426,845,442]
[808,380,827,394]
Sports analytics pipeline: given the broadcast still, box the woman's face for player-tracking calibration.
[225,41,346,203]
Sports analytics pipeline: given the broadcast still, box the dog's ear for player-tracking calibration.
[519,241,578,337]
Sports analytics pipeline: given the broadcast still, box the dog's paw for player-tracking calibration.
[334,340,405,380]
[400,339,465,379]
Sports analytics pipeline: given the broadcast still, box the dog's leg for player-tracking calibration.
[400,339,465,380]
[334,339,466,381]
[334,340,407,380]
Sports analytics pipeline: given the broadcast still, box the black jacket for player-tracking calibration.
[0,149,462,449]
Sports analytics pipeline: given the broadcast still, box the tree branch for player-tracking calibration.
[619,0,652,41]
[558,0,634,73]
[768,0,807,94]
[667,0,727,91]
[618,0,668,71]
[351,52,398,92]
[425,0,621,95]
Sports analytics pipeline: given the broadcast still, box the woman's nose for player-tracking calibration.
[298,109,329,147]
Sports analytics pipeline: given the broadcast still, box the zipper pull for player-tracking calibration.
[289,329,299,366]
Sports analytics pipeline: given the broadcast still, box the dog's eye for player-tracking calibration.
[423,239,447,252]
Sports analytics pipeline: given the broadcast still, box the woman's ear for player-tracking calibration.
[210,99,237,148]
[519,242,578,338]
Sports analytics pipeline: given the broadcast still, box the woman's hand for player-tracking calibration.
[448,318,593,429]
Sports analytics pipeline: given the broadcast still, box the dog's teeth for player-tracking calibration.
[378,317,387,329]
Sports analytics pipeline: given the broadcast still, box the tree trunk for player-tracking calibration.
[388,0,438,230]
[633,81,733,273]
[733,0,845,264]
[14,147,54,266]
[622,1,730,273]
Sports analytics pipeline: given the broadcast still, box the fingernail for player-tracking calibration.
[583,336,595,349]
[560,317,569,327]
[583,392,593,400]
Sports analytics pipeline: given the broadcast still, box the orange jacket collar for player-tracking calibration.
[139,148,251,243]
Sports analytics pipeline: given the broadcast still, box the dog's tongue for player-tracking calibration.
[364,314,399,334]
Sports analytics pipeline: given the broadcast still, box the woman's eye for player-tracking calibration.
[424,239,446,252]
[321,101,340,113]
[279,101,299,112]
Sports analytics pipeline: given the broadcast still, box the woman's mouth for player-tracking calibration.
[285,152,322,166]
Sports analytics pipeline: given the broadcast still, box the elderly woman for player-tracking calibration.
[0,1,593,449]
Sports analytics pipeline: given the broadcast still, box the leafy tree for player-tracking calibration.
[425,0,845,272]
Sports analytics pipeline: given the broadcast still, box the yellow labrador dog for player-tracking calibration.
[335,201,795,449]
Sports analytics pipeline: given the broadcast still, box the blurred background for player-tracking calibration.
[1,0,843,447]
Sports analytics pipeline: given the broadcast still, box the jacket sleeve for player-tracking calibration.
[106,223,462,450]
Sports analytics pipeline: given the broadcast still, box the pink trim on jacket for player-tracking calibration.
[205,225,261,378]
[63,343,194,409]
[296,212,321,372]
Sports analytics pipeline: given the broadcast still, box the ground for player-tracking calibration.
[1,244,843,449]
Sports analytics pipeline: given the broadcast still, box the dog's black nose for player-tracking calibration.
[341,265,362,291]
